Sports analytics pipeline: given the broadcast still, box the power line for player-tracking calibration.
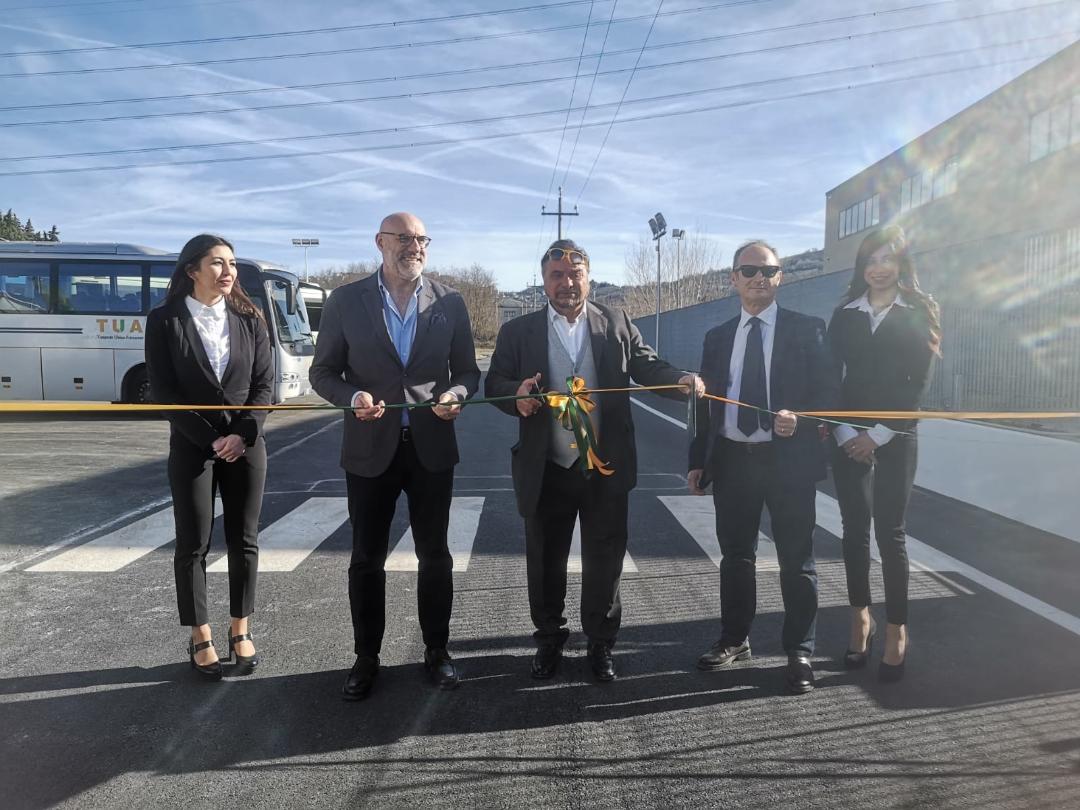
[0,0,987,108]
[576,0,665,204]
[0,0,772,79]
[0,53,1049,179]
[0,0,1037,127]
[0,44,1057,173]
[561,0,620,190]
[543,1,597,206]
[0,0,606,57]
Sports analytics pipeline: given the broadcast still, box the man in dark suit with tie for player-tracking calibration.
[687,239,836,694]
[486,239,702,683]
[310,212,480,701]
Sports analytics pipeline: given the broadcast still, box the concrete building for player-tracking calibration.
[824,43,1080,411]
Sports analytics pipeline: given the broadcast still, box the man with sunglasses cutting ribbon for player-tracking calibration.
[687,239,837,695]
[310,212,480,701]
[486,239,703,683]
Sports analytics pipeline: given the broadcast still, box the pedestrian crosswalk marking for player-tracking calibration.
[207,497,349,573]
[28,501,222,573]
[658,495,779,571]
[386,497,485,572]
[567,518,639,573]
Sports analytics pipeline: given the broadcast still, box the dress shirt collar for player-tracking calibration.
[185,295,227,320]
[547,301,588,327]
[377,267,423,302]
[737,300,778,330]
[844,292,910,312]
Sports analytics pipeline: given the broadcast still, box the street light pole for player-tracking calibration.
[647,212,667,351]
[290,237,319,281]
[671,229,685,310]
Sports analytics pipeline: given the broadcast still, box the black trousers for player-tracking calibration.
[709,440,818,656]
[832,432,918,625]
[345,434,455,657]
[169,438,266,627]
[524,460,629,647]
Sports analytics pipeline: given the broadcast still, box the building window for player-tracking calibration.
[899,158,958,213]
[1030,93,1079,162]
[838,193,880,239]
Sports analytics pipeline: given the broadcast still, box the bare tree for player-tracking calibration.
[623,230,727,317]
[428,264,500,345]
[307,261,378,290]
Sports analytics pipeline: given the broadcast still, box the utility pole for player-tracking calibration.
[540,186,579,240]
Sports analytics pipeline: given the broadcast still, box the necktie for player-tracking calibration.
[738,316,770,437]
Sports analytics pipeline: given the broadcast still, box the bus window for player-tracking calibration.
[57,262,143,313]
[269,278,313,352]
[0,262,51,313]
[149,264,173,310]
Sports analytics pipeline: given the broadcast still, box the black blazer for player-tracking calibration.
[689,306,837,483]
[485,301,686,517]
[145,295,273,454]
[827,303,936,433]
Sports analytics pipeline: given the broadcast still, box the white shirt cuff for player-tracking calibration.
[866,423,896,446]
[834,424,859,445]
[350,391,365,408]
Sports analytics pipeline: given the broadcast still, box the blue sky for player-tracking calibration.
[1,0,1076,289]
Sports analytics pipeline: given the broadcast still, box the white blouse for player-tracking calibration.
[185,296,230,382]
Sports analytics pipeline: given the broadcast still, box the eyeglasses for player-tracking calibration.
[735,264,781,279]
[543,247,588,266]
[379,231,432,247]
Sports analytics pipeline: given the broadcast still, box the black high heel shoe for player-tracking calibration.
[225,630,260,676]
[188,639,223,681]
[844,622,876,670]
[879,630,907,682]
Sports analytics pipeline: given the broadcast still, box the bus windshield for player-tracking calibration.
[266,277,314,352]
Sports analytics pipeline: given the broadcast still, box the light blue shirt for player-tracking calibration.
[378,268,422,425]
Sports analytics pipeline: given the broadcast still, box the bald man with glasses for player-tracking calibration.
[311,212,480,701]
[486,239,703,683]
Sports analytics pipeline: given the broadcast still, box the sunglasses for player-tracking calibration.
[544,247,588,266]
[735,264,781,279]
[379,231,432,247]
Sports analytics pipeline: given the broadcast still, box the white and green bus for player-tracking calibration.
[0,242,316,404]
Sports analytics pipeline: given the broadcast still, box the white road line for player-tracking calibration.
[567,517,639,573]
[658,495,777,571]
[28,500,223,573]
[386,497,485,572]
[207,497,349,573]
[4,416,341,575]
[645,407,1080,638]
[630,396,687,430]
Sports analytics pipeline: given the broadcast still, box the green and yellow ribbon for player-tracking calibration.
[544,376,614,477]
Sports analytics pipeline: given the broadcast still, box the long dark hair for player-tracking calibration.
[843,224,941,355]
[165,233,264,322]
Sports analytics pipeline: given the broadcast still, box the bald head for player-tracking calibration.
[375,211,429,290]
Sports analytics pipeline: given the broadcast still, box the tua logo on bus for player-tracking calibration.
[95,318,143,335]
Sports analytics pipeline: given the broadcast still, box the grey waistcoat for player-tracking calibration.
[547,318,600,468]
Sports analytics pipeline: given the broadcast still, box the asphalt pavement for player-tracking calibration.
[1,384,1079,809]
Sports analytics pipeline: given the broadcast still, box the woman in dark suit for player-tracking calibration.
[827,225,940,682]
[145,234,273,680]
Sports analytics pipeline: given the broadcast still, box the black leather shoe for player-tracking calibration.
[588,641,616,682]
[342,655,379,701]
[225,630,260,676]
[785,655,815,694]
[844,624,876,670]
[188,639,223,681]
[531,644,562,679]
[697,639,751,671]
[878,657,906,683]
[424,648,459,690]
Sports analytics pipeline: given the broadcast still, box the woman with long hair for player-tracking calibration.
[145,234,273,680]
[827,224,940,682]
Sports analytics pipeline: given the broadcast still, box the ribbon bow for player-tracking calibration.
[545,376,614,477]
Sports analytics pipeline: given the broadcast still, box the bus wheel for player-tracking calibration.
[125,367,152,404]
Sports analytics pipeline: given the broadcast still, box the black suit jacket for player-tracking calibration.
[145,295,273,455]
[309,272,480,476]
[827,304,936,432]
[689,306,837,483]
[485,301,686,517]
